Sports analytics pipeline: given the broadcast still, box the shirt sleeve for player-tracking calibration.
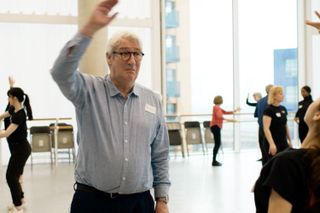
[151,100,171,199]
[263,107,273,117]
[50,32,91,109]
[246,98,257,106]
[221,107,233,115]
[11,110,25,126]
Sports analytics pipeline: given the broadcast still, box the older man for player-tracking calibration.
[50,0,170,212]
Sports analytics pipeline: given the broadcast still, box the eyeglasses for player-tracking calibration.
[112,51,145,61]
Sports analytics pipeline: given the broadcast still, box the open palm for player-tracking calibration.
[81,0,118,36]
[306,11,320,31]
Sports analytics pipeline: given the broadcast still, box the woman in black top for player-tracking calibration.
[254,97,320,212]
[0,87,33,213]
[294,85,313,143]
[262,86,292,165]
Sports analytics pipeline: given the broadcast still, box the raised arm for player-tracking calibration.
[8,76,15,88]
[50,0,119,107]
[246,96,257,107]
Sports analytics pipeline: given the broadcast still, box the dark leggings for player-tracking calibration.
[258,127,268,165]
[6,141,31,206]
[298,122,309,143]
[210,125,221,161]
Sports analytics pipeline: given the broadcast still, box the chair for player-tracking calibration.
[166,122,185,158]
[29,126,53,165]
[184,121,205,156]
[50,123,75,163]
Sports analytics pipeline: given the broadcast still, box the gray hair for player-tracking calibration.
[106,31,143,54]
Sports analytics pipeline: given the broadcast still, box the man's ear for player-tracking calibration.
[106,53,112,65]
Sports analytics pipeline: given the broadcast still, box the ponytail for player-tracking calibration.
[23,94,33,120]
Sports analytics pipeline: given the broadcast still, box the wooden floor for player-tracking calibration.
[0,150,262,213]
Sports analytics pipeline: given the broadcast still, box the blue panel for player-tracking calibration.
[166,46,180,63]
[274,48,298,111]
[166,81,181,97]
[166,10,180,29]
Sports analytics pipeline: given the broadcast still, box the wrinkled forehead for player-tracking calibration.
[115,38,142,51]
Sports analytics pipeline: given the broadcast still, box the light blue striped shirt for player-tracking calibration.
[50,33,170,199]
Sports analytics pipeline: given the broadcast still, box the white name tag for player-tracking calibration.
[276,112,281,117]
[145,104,156,114]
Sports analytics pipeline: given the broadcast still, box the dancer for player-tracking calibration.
[0,87,33,213]
[210,95,239,166]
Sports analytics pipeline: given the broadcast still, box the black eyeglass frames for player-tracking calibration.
[112,51,145,61]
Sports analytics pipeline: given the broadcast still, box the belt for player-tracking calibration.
[74,183,120,198]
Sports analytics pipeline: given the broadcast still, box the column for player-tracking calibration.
[78,0,109,76]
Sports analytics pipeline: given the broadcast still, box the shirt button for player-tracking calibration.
[125,158,128,161]
[122,177,126,181]
[124,139,128,143]
[124,121,128,125]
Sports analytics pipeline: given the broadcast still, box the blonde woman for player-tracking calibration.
[262,86,292,165]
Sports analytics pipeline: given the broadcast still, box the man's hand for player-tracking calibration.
[80,0,119,37]
[155,201,169,213]
[306,10,320,32]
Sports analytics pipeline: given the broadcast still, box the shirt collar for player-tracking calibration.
[105,75,140,97]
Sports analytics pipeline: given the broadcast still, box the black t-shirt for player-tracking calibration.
[7,108,28,142]
[263,105,288,148]
[254,149,311,213]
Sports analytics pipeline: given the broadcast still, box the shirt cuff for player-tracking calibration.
[67,32,92,48]
[154,184,170,199]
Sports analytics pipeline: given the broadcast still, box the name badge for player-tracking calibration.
[145,104,156,114]
[276,112,281,117]
[299,105,303,109]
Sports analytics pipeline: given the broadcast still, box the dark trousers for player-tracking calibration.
[210,125,221,162]
[6,141,31,206]
[258,127,268,165]
[262,139,289,165]
[71,184,155,213]
[298,122,309,143]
